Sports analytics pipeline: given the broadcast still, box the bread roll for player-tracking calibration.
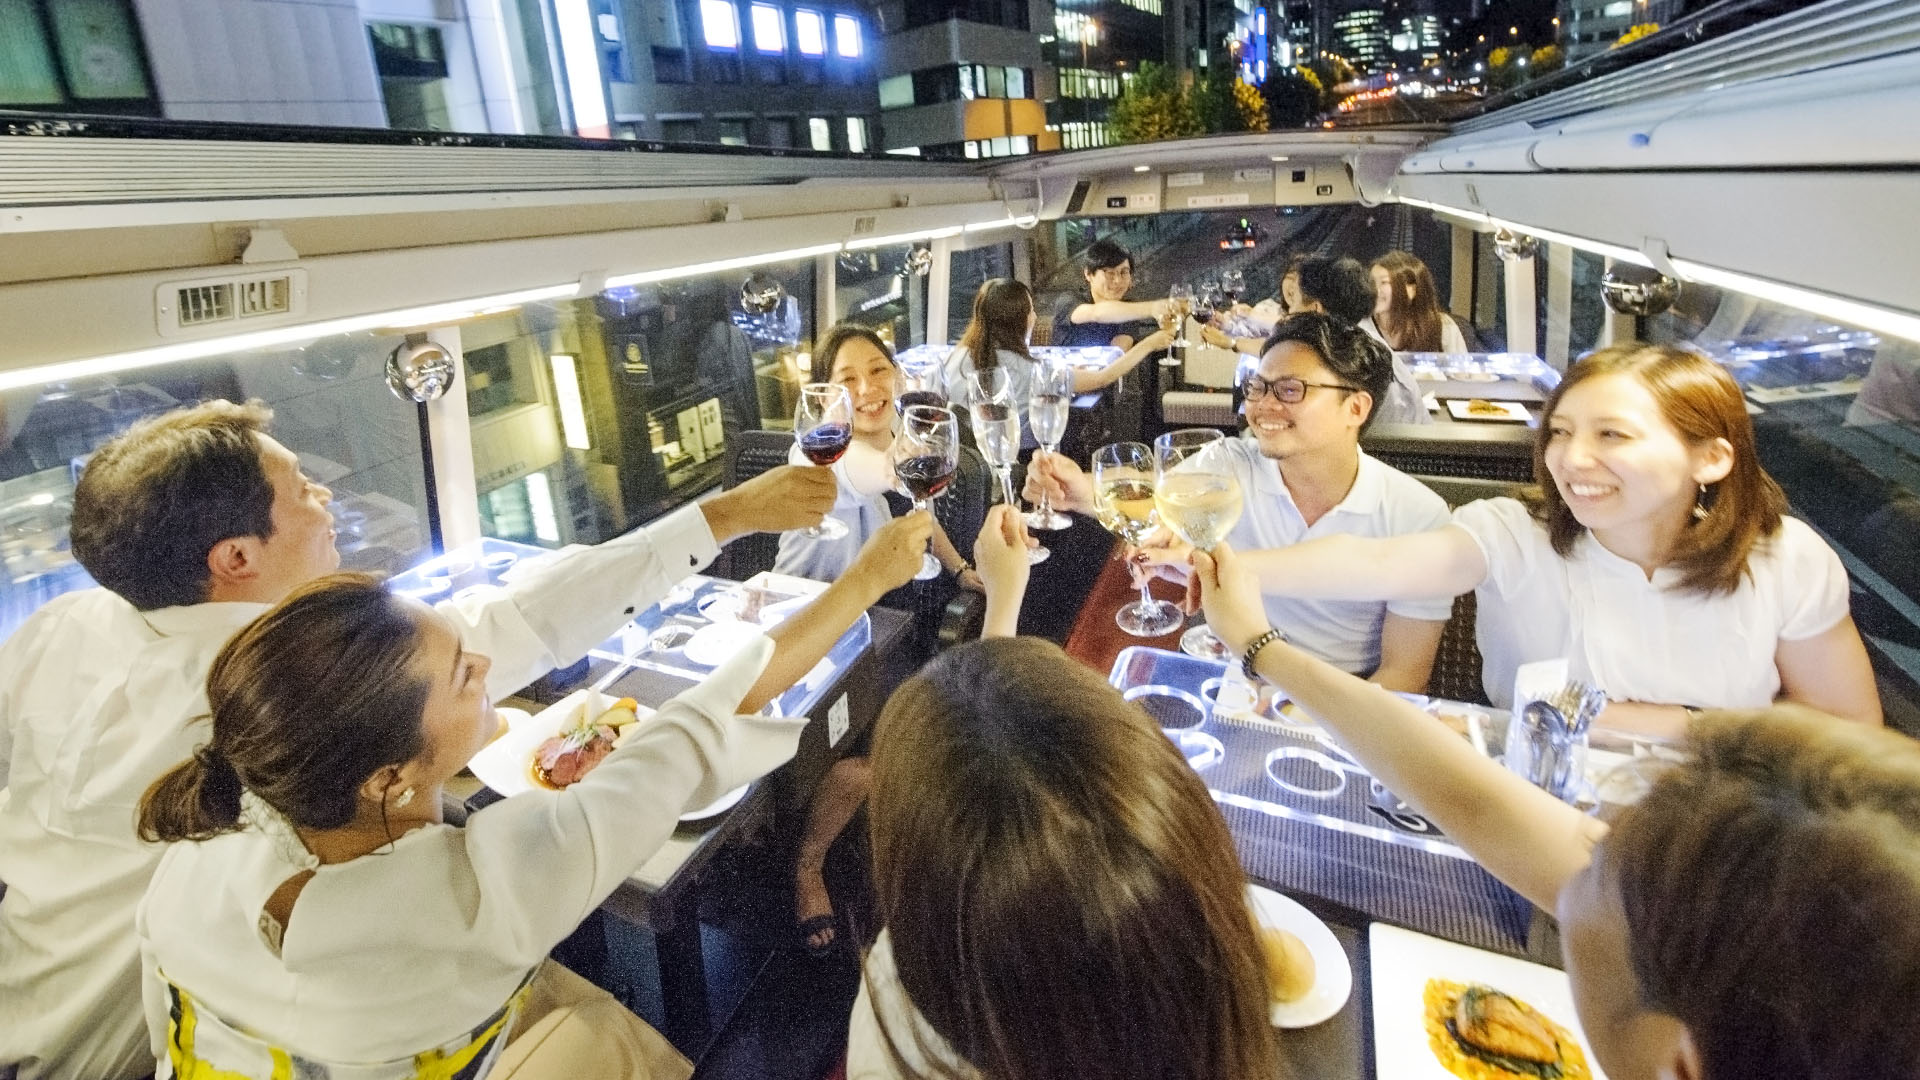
[1259,925,1316,1003]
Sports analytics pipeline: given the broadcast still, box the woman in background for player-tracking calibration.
[945,279,1167,419]
[1371,250,1469,354]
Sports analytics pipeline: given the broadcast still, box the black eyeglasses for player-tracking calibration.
[1241,374,1358,403]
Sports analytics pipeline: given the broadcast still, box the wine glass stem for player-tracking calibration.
[1000,468,1016,508]
[1138,582,1156,608]
[1037,446,1056,515]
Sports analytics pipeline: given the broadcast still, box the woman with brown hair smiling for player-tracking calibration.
[848,634,1278,1080]
[1371,250,1469,354]
[1210,342,1881,731]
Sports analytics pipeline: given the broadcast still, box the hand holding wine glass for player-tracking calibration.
[1091,442,1183,638]
[1164,283,1195,364]
[1024,360,1075,532]
[794,383,854,540]
[893,405,960,581]
[1155,428,1244,660]
[967,378,1048,565]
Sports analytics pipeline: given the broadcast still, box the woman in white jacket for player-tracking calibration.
[133,536,927,1080]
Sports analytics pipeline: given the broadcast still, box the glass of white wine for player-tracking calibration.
[1092,442,1183,637]
[1154,428,1244,661]
[1164,283,1195,366]
[1024,359,1075,531]
[969,378,1048,565]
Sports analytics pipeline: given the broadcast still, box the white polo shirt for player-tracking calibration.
[1451,497,1850,709]
[1191,437,1454,675]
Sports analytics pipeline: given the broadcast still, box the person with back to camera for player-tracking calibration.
[1050,238,1169,350]
[0,400,836,1080]
[1208,256,1429,426]
[1186,343,1883,731]
[1194,536,1920,1080]
[845,526,1281,1080]
[1029,313,1453,694]
[1371,250,1470,355]
[132,511,930,1079]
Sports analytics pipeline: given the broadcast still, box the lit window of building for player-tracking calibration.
[833,13,861,58]
[795,9,826,56]
[750,3,785,53]
[701,0,741,49]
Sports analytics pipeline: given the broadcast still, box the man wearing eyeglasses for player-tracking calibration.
[1029,313,1451,691]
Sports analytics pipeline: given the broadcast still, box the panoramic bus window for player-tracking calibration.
[1642,287,1920,720]
[834,245,928,350]
[468,260,815,549]
[0,339,433,643]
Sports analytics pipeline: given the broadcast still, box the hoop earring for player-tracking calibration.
[1692,482,1710,522]
[394,787,415,809]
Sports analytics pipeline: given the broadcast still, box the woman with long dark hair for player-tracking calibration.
[1197,541,1920,1080]
[133,547,925,1079]
[849,636,1279,1080]
[1371,250,1468,354]
[944,279,1167,425]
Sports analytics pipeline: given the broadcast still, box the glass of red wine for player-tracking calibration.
[795,382,854,540]
[893,404,959,581]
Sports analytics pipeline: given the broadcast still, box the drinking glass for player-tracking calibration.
[895,358,948,414]
[1220,269,1245,306]
[893,405,960,581]
[956,353,1009,409]
[1024,360,1075,531]
[1198,278,1227,318]
[969,381,1048,565]
[1164,283,1195,365]
[1154,429,1244,660]
[1091,442,1183,637]
[794,383,854,540]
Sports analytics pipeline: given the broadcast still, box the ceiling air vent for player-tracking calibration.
[156,269,308,338]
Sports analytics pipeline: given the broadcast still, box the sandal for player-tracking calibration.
[798,914,840,958]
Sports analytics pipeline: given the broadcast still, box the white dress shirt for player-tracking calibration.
[847,930,975,1080]
[137,635,800,1074]
[1193,437,1454,675]
[0,504,718,1080]
[1451,498,1850,708]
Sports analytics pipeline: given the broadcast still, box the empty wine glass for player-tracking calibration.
[1024,360,1075,531]
[794,383,854,540]
[1198,278,1227,318]
[1154,429,1244,661]
[1220,269,1245,306]
[1164,283,1195,365]
[969,380,1048,565]
[1091,442,1183,637]
[893,404,960,581]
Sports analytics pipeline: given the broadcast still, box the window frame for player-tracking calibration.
[0,0,160,116]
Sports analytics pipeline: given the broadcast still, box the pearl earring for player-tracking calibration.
[395,787,415,809]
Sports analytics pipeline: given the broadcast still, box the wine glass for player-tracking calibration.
[1091,442,1183,637]
[1024,360,1075,531]
[896,357,948,414]
[1154,429,1244,661]
[969,381,1048,565]
[893,405,960,581]
[794,383,853,540]
[1220,269,1245,307]
[1164,283,1195,365]
[1198,277,1227,318]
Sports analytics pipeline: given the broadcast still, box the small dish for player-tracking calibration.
[481,551,518,573]
[1249,885,1353,1028]
[1444,398,1531,423]
[683,621,766,667]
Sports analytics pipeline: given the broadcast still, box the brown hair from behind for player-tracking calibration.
[1602,705,1920,1080]
[809,322,898,386]
[138,573,433,843]
[70,399,277,611]
[1371,250,1446,352]
[866,636,1277,1080]
[1531,343,1786,595]
[955,279,1036,378]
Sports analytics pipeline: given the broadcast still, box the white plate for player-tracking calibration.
[683,620,767,667]
[1368,922,1608,1080]
[1249,885,1352,1028]
[467,689,747,823]
[1445,398,1532,423]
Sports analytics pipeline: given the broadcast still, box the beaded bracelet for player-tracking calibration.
[1240,627,1287,681]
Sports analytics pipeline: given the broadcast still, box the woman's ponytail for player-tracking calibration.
[138,744,244,843]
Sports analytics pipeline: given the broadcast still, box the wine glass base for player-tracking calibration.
[1179,624,1234,662]
[1116,599,1184,638]
[1026,545,1050,565]
[805,516,850,541]
[1022,509,1073,531]
[913,552,941,581]
[1158,356,1182,367]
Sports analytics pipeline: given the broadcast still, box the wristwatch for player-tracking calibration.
[1240,627,1287,681]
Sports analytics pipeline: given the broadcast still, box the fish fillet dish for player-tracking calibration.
[1423,980,1591,1080]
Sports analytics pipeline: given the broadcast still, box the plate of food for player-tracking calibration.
[1249,884,1351,1028]
[467,689,749,822]
[1448,370,1504,383]
[1370,922,1605,1080]
[1445,398,1531,423]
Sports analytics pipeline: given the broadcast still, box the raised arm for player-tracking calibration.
[1070,298,1164,325]
[1237,524,1489,603]
[971,505,1032,638]
[1196,543,1604,909]
[741,511,932,712]
[1071,328,1174,393]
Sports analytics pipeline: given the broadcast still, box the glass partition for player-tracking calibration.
[0,338,433,642]
[466,258,817,548]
